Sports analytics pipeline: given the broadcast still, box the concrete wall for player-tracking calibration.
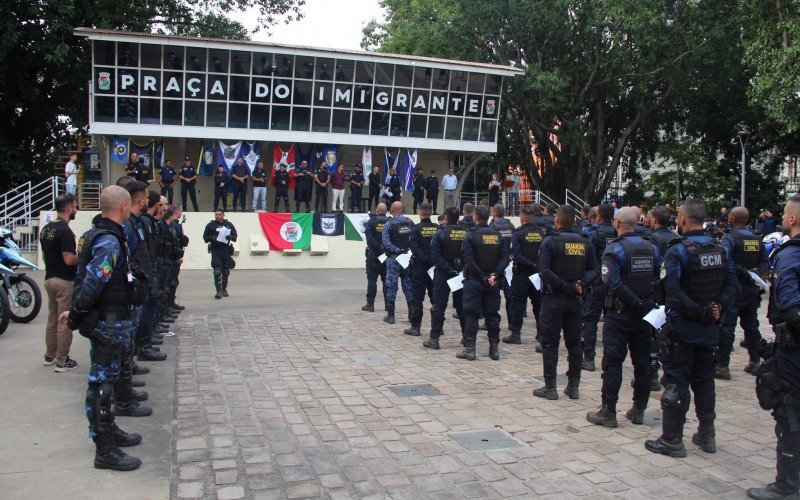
[44,211,520,270]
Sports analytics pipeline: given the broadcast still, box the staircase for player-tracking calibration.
[0,177,65,252]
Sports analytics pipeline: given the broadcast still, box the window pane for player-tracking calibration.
[314,82,332,106]
[140,99,160,124]
[163,99,182,125]
[186,47,207,72]
[332,110,350,133]
[465,94,482,117]
[315,57,333,80]
[375,63,394,85]
[209,49,228,73]
[140,71,160,97]
[390,113,408,137]
[228,103,248,128]
[140,44,161,68]
[94,41,115,66]
[480,120,497,142]
[371,112,389,135]
[163,47,183,70]
[462,119,480,141]
[184,101,204,126]
[230,76,250,102]
[355,61,375,83]
[253,53,274,76]
[206,75,228,101]
[295,55,315,79]
[333,84,353,108]
[185,73,205,99]
[251,77,271,103]
[293,80,313,105]
[271,105,290,130]
[94,97,115,122]
[351,111,370,135]
[163,72,183,99]
[445,118,463,140]
[276,55,293,78]
[117,98,137,123]
[95,68,115,95]
[312,108,331,132]
[450,70,468,92]
[392,88,411,112]
[486,75,502,93]
[250,105,270,129]
[230,51,250,75]
[335,60,354,82]
[427,116,445,139]
[413,66,432,89]
[409,115,427,138]
[433,69,450,90]
[373,87,391,111]
[117,69,138,96]
[117,42,138,67]
[291,107,311,131]
[394,65,413,87]
[429,91,448,115]
[483,96,499,118]
[468,73,485,93]
[411,89,429,112]
[448,93,466,116]
[272,79,292,104]
[206,101,227,127]
[353,85,372,109]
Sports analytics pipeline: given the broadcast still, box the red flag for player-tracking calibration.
[270,144,296,187]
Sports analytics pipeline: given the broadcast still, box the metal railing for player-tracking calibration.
[565,189,588,210]
[0,176,64,251]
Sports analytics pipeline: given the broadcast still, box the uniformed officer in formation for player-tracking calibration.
[230,156,250,212]
[582,204,617,372]
[178,156,199,212]
[362,203,388,312]
[489,204,515,328]
[213,164,228,212]
[506,208,546,346]
[716,206,770,379]
[535,205,598,400]
[459,203,476,231]
[458,205,509,361]
[382,201,414,324]
[532,203,554,234]
[747,194,800,500]
[645,198,739,458]
[203,209,238,299]
[426,169,439,213]
[294,160,313,213]
[314,162,331,212]
[350,164,365,213]
[167,204,187,312]
[425,208,466,349]
[586,207,661,428]
[405,203,437,337]
[158,159,176,204]
[387,167,402,205]
[412,167,426,214]
[273,163,291,212]
[61,186,143,471]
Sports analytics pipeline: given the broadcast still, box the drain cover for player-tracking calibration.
[387,384,441,397]
[642,411,662,427]
[476,346,511,356]
[324,333,355,341]
[532,375,568,385]
[449,429,523,452]
[351,354,391,364]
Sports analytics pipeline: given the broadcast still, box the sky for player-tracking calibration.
[232,0,386,51]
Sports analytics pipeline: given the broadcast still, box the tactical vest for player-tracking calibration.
[76,220,133,312]
[616,237,656,301]
[388,218,413,252]
[514,225,545,270]
[128,214,154,278]
[491,219,514,249]
[140,214,159,258]
[415,220,438,257]
[366,215,388,252]
[651,228,680,256]
[592,224,617,256]
[731,229,761,270]
[471,227,502,274]
[440,225,467,263]
[550,233,589,282]
[678,239,727,305]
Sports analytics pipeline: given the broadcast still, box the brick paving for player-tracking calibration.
[171,289,778,498]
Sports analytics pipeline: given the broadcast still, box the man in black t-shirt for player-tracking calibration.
[39,194,79,371]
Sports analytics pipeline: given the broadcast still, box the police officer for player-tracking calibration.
[158,160,176,204]
[645,198,738,458]
[489,204,515,326]
[385,167,400,205]
[230,156,250,212]
[178,156,199,212]
[133,158,150,184]
[167,204,187,312]
[350,164,365,213]
[251,161,268,212]
[135,191,168,364]
[582,204,617,371]
[203,209,238,299]
[459,203,476,231]
[61,185,143,471]
[314,162,330,212]
[458,205,509,361]
[412,167,426,214]
[747,194,800,500]
[382,201,414,324]
[424,208,466,349]
[505,208,546,346]
[582,206,598,235]
[426,169,439,214]
[534,205,598,400]
[125,152,138,177]
[405,203,437,337]
[294,160,313,213]
[368,166,382,212]
[273,163,291,212]
[156,201,180,328]
[532,203,554,235]
[362,203,388,312]
[213,165,228,211]
[716,206,770,379]
[586,208,661,428]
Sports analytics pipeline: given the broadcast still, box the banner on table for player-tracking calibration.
[258,212,312,251]
[344,213,370,241]
[312,212,344,236]
[112,137,129,163]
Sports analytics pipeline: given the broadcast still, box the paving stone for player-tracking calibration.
[177,482,205,499]
[216,485,245,500]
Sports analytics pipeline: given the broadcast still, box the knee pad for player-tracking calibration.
[660,383,682,411]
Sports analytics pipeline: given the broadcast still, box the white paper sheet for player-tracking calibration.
[447,272,464,292]
[748,271,770,293]
[529,273,542,291]
[504,263,513,284]
[427,266,435,280]
[643,306,667,330]
[216,227,231,243]
[396,251,412,269]
[378,253,387,264]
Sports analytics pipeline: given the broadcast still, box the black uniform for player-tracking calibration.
[363,213,388,308]
[294,166,312,212]
[350,171,365,212]
[426,175,439,213]
[213,171,228,211]
[412,172,426,213]
[273,169,291,212]
[408,217,438,330]
[202,218,237,296]
[508,222,547,341]
[230,162,249,212]
[367,172,382,212]
[583,222,617,363]
[315,169,330,212]
[387,173,401,204]
[179,164,199,211]
[428,224,467,342]
[649,225,681,375]
[489,217,515,321]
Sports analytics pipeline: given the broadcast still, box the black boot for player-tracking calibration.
[744,350,762,375]
[502,331,522,345]
[715,349,732,380]
[645,404,687,458]
[587,404,618,428]
[746,485,800,499]
[582,357,596,372]
[423,337,440,350]
[625,400,648,425]
[112,423,142,447]
[650,368,662,391]
[691,421,717,453]
[221,270,230,297]
[456,339,476,361]
[132,379,146,388]
[489,340,500,361]
[138,345,167,361]
[134,390,149,402]
[384,303,396,324]
[404,326,421,336]
[564,377,580,400]
[94,432,142,471]
[113,399,153,417]
[533,376,558,400]
[213,269,222,299]
[361,302,375,312]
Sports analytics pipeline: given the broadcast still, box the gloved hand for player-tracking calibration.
[640,299,658,313]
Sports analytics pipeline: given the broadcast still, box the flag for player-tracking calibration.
[313,212,344,236]
[344,213,370,241]
[403,149,418,192]
[130,141,155,180]
[270,143,296,186]
[218,140,243,172]
[323,145,339,173]
[198,141,215,176]
[155,140,165,169]
[311,146,325,172]
[258,213,312,251]
[362,147,372,186]
[297,144,315,169]
[112,137,129,163]
[241,141,260,174]
[383,149,397,183]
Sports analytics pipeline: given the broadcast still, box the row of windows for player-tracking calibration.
[94,97,497,142]
[93,41,503,93]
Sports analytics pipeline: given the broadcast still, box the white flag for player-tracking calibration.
[362,147,372,186]
[218,140,243,170]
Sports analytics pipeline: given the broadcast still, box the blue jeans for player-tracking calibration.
[252,186,267,211]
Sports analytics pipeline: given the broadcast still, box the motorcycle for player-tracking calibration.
[0,227,42,323]
[0,263,14,335]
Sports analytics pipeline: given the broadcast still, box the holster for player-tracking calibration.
[775,323,799,349]
[78,310,101,339]
[604,294,625,313]
[655,318,682,363]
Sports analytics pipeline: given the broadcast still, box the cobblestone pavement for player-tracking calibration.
[172,270,778,499]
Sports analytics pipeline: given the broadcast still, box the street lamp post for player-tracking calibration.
[737,130,750,207]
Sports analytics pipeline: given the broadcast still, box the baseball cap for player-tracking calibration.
[184,156,190,161]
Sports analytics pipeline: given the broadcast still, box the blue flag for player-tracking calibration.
[155,140,165,169]
[240,141,261,174]
[112,137,129,163]
[383,149,400,182]
[323,145,339,173]
[198,141,215,176]
[402,149,416,192]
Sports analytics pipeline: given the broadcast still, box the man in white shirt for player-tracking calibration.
[441,167,458,210]
[65,154,79,195]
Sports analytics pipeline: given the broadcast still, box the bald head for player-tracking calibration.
[375,203,388,216]
[99,185,131,224]
[729,206,749,227]
[390,201,404,216]
[614,207,638,235]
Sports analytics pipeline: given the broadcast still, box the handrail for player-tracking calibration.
[565,188,588,209]
[0,177,64,236]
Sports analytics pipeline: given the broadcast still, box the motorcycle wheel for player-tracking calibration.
[7,274,42,323]
[0,288,9,335]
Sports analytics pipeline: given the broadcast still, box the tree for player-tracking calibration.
[0,0,304,191]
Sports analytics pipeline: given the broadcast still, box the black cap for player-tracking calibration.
[184,156,190,161]
[430,169,436,174]
[356,162,363,167]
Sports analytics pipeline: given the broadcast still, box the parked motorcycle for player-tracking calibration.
[0,227,42,323]
[0,263,14,335]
